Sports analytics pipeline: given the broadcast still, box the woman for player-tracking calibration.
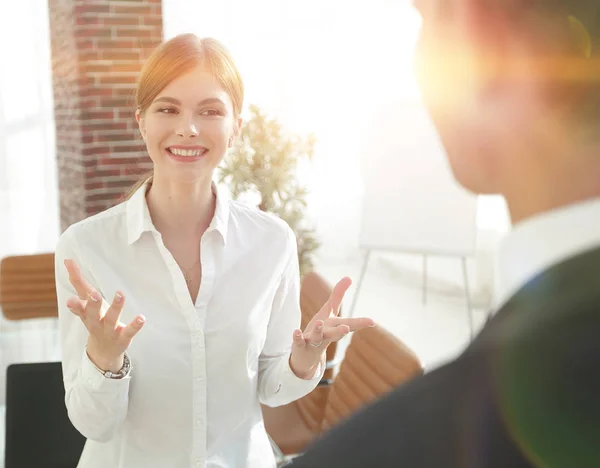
[55,34,373,468]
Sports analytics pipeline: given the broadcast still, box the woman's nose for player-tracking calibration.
[176,116,199,138]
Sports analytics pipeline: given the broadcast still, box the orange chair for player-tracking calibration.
[0,253,58,320]
[321,324,424,432]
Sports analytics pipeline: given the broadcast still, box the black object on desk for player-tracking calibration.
[4,362,86,468]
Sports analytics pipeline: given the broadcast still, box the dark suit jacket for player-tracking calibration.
[291,246,600,467]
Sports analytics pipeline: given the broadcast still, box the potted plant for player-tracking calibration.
[217,104,320,276]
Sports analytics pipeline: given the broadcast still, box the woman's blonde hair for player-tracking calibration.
[124,34,244,200]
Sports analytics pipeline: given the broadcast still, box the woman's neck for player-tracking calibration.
[145,174,216,239]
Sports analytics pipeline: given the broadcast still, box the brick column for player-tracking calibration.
[49,0,162,231]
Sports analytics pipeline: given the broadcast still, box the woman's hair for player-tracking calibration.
[124,34,244,200]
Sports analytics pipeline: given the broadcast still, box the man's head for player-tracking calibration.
[413,1,600,200]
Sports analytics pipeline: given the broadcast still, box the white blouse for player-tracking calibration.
[54,183,323,468]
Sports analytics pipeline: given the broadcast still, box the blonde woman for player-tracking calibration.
[55,34,373,468]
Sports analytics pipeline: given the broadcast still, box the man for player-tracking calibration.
[292,1,600,467]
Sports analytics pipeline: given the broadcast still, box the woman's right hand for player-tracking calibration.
[64,259,146,373]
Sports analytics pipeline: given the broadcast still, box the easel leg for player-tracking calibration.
[462,256,474,339]
[422,254,428,306]
[348,250,371,318]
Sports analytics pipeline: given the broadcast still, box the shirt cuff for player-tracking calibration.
[278,354,325,393]
[307,359,324,380]
[80,349,132,391]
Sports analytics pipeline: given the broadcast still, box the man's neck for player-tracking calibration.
[505,143,600,225]
[145,175,216,239]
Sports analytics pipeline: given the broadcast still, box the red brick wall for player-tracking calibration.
[49,0,162,232]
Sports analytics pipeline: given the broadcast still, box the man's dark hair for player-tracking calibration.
[480,1,600,125]
[415,0,600,124]
[546,2,600,124]
[507,1,599,124]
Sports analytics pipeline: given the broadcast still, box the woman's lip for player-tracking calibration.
[167,146,207,151]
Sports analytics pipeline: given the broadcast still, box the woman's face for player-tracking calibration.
[137,65,241,183]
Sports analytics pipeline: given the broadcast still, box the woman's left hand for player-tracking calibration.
[289,276,374,379]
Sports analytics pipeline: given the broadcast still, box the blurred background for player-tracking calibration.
[0,0,512,462]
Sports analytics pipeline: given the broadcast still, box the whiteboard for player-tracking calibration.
[359,100,478,257]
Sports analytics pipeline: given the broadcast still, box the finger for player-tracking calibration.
[331,277,352,316]
[314,277,352,322]
[292,329,306,349]
[305,298,331,334]
[103,291,125,329]
[84,290,104,327]
[323,324,351,343]
[64,259,94,300]
[66,296,86,319]
[326,317,375,332]
[120,315,146,343]
[307,320,324,347]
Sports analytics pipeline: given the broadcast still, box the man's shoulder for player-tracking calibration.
[293,350,524,467]
[480,243,600,349]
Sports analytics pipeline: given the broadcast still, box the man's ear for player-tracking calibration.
[135,108,146,141]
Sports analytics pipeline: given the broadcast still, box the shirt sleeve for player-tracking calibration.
[257,226,325,407]
[55,226,131,442]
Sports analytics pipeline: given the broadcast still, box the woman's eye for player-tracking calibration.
[158,107,177,114]
[201,109,221,116]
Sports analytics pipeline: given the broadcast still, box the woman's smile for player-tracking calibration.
[165,145,208,163]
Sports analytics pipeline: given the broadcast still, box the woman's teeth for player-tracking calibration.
[168,148,206,157]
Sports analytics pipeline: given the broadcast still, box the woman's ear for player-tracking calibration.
[135,108,146,141]
[229,117,243,147]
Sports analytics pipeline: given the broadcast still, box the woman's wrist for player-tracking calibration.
[289,351,325,380]
[86,339,124,373]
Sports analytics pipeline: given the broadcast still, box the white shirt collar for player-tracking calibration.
[125,181,230,245]
[494,197,600,308]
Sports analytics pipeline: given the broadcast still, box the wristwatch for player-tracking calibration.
[87,351,132,379]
